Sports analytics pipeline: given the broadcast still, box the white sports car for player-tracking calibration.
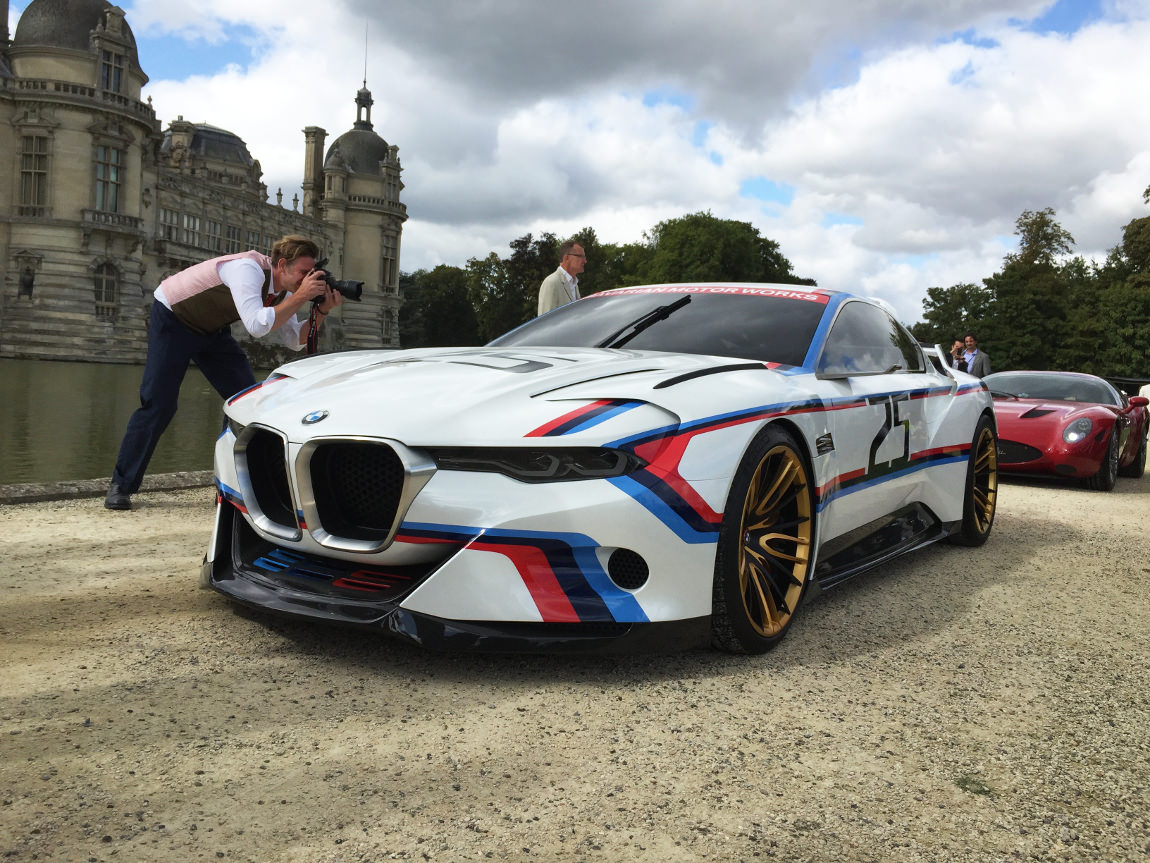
[202,284,998,654]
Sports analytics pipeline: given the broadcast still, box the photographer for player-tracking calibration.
[948,338,967,372]
[105,235,342,511]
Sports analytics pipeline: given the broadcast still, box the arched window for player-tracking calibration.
[94,263,119,320]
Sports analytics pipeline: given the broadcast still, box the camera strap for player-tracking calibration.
[306,305,321,356]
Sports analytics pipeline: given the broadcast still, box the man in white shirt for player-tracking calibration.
[105,235,341,510]
[537,241,586,315]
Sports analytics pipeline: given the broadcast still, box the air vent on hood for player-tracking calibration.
[1020,407,1056,418]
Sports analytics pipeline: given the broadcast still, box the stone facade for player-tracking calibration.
[0,0,406,364]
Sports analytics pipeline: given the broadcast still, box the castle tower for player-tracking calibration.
[0,0,159,361]
[301,126,327,219]
[317,84,407,350]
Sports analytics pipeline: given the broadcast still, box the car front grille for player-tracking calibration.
[239,428,295,531]
[997,439,1043,464]
[236,431,431,550]
[308,442,406,542]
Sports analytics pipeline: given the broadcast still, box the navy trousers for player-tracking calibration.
[111,301,256,493]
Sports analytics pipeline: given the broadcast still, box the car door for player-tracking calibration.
[812,300,941,547]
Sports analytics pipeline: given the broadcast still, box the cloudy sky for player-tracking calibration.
[12,0,1150,321]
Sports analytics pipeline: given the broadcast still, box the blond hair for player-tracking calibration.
[271,235,319,267]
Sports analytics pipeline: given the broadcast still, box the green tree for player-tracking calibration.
[1009,207,1074,267]
[465,252,514,343]
[1117,216,1150,276]
[909,283,992,346]
[1084,189,1150,376]
[398,270,424,347]
[417,265,479,347]
[1093,280,1150,377]
[506,232,559,323]
[1059,256,1106,374]
[980,208,1075,370]
[642,211,810,285]
[596,240,654,290]
[464,233,562,342]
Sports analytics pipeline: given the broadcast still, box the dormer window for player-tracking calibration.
[101,50,124,93]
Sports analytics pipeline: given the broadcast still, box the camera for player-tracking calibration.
[314,257,363,302]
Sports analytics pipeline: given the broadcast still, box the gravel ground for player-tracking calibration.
[1,477,1149,862]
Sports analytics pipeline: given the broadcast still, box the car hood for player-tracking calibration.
[227,347,777,444]
[993,399,1115,429]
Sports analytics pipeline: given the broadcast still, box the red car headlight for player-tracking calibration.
[1063,418,1093,443]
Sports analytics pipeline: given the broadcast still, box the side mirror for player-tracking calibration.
[1127,396,1148,409]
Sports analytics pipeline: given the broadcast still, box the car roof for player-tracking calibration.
[594,283,842,304]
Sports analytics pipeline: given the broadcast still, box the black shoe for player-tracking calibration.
[104,482,132,511]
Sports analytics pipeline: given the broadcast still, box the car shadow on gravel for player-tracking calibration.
[216,502,1080,686]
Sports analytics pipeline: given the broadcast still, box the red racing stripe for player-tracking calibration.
[469,540,580,622]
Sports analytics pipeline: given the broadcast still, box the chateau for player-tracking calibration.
[0,0,406,363]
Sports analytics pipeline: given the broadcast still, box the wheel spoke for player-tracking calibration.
[742,560,781,628]
[743,545,806,593]
[745,530,810,565]
[752,458,800,515]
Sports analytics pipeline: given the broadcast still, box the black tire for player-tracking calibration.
[711,425,814,654]
[947,414,998,547]
[1118,431,1146,479]
[1086,431,1119,491]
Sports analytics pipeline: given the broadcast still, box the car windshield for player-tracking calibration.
[489,290,826,367]
[984,372,1120,405]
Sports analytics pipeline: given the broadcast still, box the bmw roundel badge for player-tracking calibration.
[302,409,329,425]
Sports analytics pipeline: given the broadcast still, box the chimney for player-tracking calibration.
[301,126,327,218]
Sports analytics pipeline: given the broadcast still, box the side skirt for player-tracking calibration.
[814,503,953,590]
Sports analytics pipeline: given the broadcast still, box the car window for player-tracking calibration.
[817,301,925,376]
[490,292,826,367]
[984,373,1120,405]
[923,345,948,374]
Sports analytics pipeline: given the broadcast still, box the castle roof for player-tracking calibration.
[324,85,390,175]
[161,123,255,167]
[12,0,142,71]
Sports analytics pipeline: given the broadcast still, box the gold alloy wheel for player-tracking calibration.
[736,444,813,638]
[971,425,998,534]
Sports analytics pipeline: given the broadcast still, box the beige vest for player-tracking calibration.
[160,251,277,335]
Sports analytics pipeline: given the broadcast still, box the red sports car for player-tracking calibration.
[985,371,1148,490]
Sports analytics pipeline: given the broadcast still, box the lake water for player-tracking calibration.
[0,358,252,485]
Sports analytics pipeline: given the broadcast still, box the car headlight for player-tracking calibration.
[1063,417,1093,443]
[426,447,647,482]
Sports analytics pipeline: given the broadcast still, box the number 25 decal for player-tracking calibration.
[867,393,911,475]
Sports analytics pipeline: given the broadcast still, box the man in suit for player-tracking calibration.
[963,333,991,377]
[537,241,585,315]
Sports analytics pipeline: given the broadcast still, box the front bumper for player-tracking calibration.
[996,436,1105,477]
[202,499,711,655]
